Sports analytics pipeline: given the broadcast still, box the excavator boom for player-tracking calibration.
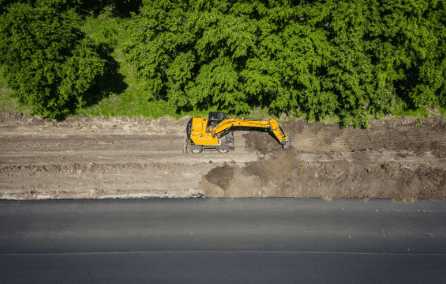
[209,118,290,145]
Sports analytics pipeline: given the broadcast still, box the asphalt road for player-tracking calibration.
[1,198,445,283]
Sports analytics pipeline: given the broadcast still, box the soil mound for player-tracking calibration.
[205,163,235,191]
[201,113,446,201]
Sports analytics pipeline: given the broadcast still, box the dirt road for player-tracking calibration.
[1,110,445,201]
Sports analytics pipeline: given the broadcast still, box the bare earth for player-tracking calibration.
[1,110,445,201]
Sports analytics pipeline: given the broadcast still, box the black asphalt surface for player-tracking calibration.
[1,198,445,283]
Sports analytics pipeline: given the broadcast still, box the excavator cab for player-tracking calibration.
[207,112,226,128]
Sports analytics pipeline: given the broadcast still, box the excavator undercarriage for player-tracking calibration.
[184,112,292,154]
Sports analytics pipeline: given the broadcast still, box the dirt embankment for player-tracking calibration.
[1,109,446,201]
[0,110,191,135]
[201,112,446,201]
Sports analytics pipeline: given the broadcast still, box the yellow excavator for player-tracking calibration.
[184,112,292,154]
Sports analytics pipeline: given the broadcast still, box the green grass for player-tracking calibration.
[391,104,446,120]
[392,106,430,120]
[78,11,304,122]
[1,10,446,124]
[75,12,227,120]
[439,106,446,119]
[78,13,175,119]
[416,118,423,128]
[0,67,33,114]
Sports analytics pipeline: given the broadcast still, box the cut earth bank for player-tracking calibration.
[0,109,445,201]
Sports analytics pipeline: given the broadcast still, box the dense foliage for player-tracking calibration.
[0,0,445,124]
[124,0,446,127]
[0,2,105,118]
[0,0,79,15]
[0,0,142,17]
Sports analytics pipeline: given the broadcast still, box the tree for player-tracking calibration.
[0,0,82,16]
[124,0,446,126]
[0,2,105,119]
[303,0,446,127]
[124,0,331,116]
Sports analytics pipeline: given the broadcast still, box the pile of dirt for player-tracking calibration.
[202,151,446,201]
[243,113,446,158]
[201,112,446,201]
[204,163,235,191]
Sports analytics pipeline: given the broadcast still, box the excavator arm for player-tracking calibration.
[208,118,292,148]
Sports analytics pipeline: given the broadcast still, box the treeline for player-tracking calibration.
[1,0,445,127]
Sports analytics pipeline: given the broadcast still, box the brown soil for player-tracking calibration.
[1,109,445,201]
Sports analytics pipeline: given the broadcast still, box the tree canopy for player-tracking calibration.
[0,0,142,17]
[0,0,444,124]
[124,0,446,127]
[0,2,105,118]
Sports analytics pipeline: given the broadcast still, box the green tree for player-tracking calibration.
[124,0,446,126]
[0,0,82,15]
[233,0,335,120]
[0,2,105,118]
[124,0,331,116]
[305,0,446,127]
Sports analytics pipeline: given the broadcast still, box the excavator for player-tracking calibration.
[184,112,292,154]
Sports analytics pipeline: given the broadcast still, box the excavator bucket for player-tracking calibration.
[282,136,293,149]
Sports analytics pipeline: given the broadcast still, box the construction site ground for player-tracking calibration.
[1,109,445,201]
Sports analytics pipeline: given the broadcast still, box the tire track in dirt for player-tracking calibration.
[0,111,261,199]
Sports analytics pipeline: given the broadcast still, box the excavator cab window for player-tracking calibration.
[207,112,226,128]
